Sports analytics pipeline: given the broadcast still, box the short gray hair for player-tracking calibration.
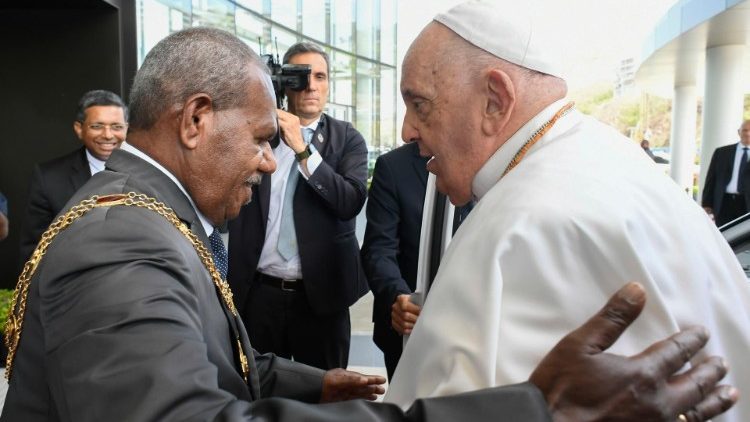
[76,90,128,122]
[283,42,330,76]
[128,27,265,130]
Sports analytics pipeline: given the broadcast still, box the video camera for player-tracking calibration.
[262,53,311,109]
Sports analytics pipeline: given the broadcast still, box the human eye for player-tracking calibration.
[412,99,428,113]
[89,124,103,130]
[112,124,126,131]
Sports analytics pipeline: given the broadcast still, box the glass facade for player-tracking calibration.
[136,0,398,151]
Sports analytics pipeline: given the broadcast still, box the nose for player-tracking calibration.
[259,141,277,174]
[102,126,114,139]
[401,119,419,144]
[306,76,318,92]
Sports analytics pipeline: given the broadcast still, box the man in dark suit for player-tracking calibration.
[702,120,750,226]
[1,26,736,422]
[228,42,369,370]
[362,142,472,379]
[19,89,127,264]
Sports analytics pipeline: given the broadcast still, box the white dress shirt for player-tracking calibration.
[85,149,107,176]
[257,118,323,279]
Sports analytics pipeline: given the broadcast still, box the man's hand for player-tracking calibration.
[320,368,386,403]
[276,109,306,154]
[391,294,421,335]
[529,282,738,422]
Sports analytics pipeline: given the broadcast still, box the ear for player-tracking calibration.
[73,121,83,140]
[179,93,214,150]
[482,68,515,136]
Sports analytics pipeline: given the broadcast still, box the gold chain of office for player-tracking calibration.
[3,192,250,383]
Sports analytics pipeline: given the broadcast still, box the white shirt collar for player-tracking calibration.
[85,149,107,175]
[301,116,321,134]
[119,142,214,237]
[472,98,574,200]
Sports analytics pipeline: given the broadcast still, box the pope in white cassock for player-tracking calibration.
[384,2,750,421]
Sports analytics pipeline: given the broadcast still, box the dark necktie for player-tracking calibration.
[739,147,749,193]
[209,229,228,280]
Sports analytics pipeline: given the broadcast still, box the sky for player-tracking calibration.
[397,0,678,92]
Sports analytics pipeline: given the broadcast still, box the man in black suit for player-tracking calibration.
[702,120,750,226]
[19,89,127,264]
[362,142,472,379]
[228,42,369,370]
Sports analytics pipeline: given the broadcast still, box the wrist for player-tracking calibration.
[295,145,312,162]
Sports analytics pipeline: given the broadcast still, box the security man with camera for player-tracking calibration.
[228,42,369,370]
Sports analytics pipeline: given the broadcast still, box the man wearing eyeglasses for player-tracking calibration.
[19,89,128,265]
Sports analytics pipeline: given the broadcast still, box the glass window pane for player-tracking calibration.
[331,0,353,51]
[170,9,185,31]
[191,0,236,32]
[271,27,299,59]
[355,60,375,144]
[302,0,327,43]
[355,0,374,59]
[236,0,263,11]
[331,51,353,106]
[380,67,396,149]
[380,0,396,65]
[271,0,297,30]
[139,0,172,65]
[236,8,267,52]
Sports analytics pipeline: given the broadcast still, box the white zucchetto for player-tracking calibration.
[434,1,564,79]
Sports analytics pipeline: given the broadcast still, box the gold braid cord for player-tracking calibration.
[502,101,575,177]
[4,192,250,383]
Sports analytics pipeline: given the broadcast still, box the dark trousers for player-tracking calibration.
[717,193,748,226]
[243,276,350,370]
[383,341,403,381]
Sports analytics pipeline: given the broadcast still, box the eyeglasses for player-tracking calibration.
[86,123,128,133]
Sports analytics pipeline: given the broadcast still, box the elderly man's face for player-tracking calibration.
[400,25,486,206]
[190,67,278,225]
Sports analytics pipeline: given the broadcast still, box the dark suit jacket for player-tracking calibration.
[228,113,370,315]
[361,143,427,359]
[1,149,552,422]
[19,146,91,265]
[702,142,750,216]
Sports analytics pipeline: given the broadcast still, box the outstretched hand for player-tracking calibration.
[320,368,386,403]
[530,282,738,422]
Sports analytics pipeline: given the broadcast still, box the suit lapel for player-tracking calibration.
[70,147,92,190]
[310,114,329,158]
[258,173,271,232]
